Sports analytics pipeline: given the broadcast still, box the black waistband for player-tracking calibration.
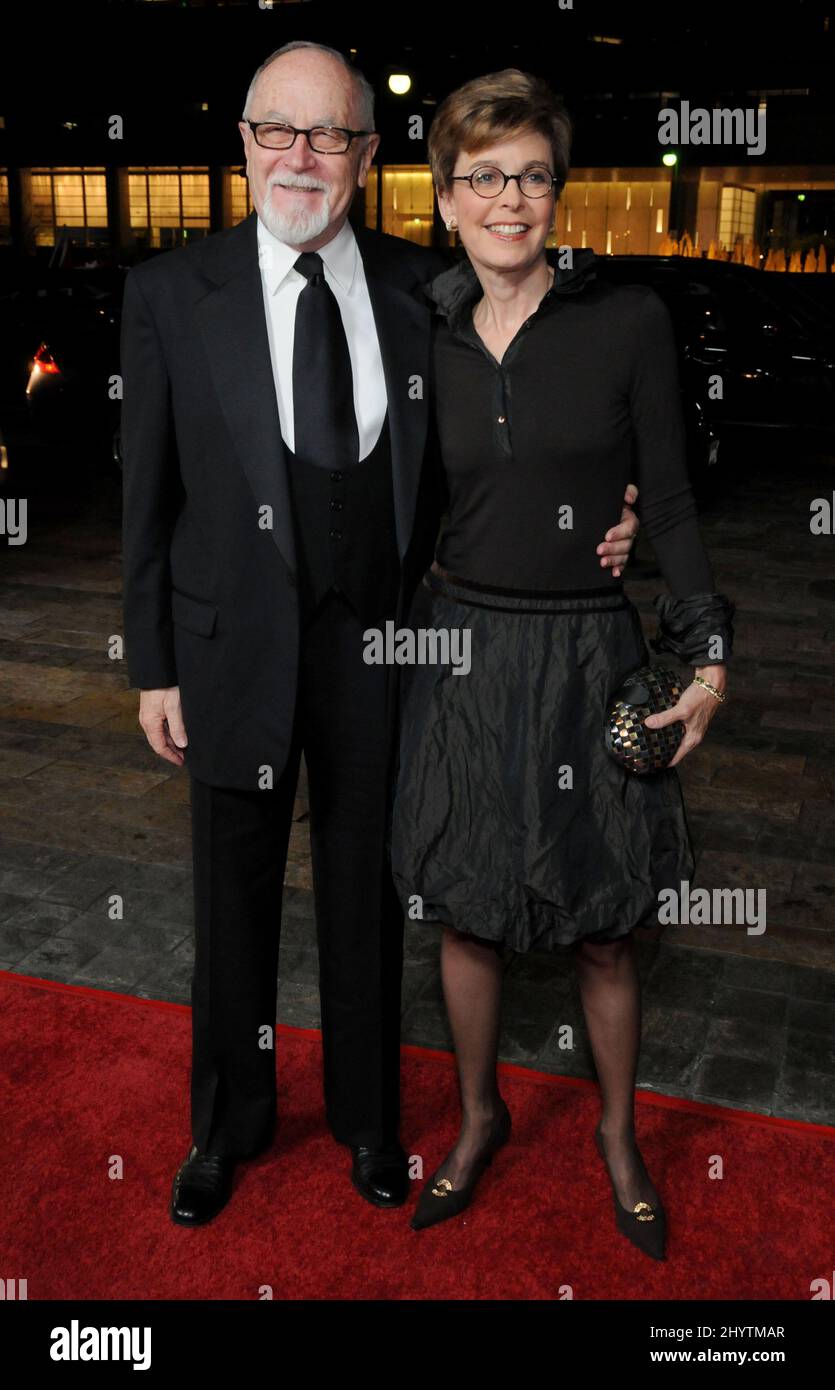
[429,561,624,599]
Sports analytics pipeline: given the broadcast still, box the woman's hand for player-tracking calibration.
[643,664,727,768]
[597,482,639,577]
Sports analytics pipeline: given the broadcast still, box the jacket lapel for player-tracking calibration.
[356,230,433,561]
[195,211,296,577]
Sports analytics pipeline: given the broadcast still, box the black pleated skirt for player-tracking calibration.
[389,565,696,952]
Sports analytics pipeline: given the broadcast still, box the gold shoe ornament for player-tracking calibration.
[633,1201,655,1222]
[431,1178,454,1198]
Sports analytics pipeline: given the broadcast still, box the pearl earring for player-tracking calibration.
[446,219,457,231]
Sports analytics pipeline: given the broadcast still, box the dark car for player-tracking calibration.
[594,255,835,483]
[0,266,125,487]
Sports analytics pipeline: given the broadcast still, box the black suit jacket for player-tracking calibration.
[120,209,451,788]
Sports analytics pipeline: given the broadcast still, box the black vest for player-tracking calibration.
[285,412,400,627]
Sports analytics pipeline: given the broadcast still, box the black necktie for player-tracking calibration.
[291,251,359,471]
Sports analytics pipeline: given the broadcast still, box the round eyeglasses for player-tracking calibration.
[246,121,374,154]
[449,166,560,199]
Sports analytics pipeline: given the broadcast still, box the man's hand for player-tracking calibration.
[597,482,639,577]
[139,687,187,767]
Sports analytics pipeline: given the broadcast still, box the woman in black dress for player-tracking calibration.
[390,70,735,1258]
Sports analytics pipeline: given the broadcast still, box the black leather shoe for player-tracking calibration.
[170,1145,237,1226]
[350,1143,409,1207]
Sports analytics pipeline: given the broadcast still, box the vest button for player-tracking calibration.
[497,415,506,424]
[330,470,343,482]
[330,499,343,511]
[329,529,343,541]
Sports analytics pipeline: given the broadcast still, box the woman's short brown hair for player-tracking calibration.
[428,68,572,195]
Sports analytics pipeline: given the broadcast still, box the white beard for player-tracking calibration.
[259,176,333,245]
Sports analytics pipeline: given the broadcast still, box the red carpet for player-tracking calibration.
[1,970,833,1300]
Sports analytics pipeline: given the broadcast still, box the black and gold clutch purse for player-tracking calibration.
[604,590,737,774]
[604,664,686,775]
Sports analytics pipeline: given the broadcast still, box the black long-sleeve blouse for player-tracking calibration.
[424,247,735,666]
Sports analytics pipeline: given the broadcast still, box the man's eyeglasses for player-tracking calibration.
[449,166,560,199]
[246,121,374,154]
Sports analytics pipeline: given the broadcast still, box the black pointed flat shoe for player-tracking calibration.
[594,1122,667,1261]
[411,1101,512,1232]
[170,1145,238,1226]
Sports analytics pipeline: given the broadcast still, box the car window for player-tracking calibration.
[744,279,833,336]
[720,280,806,334]
[660,280,728,335]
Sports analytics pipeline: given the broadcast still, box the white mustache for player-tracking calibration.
[269,173,329,193]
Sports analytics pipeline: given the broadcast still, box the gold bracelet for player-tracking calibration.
[693,675,726,703]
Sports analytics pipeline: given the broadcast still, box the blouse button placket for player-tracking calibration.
[492,368,513,460]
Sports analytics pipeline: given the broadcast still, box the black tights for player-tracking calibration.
[432,925,659,1210]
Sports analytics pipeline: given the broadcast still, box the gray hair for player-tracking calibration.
[241,40,375,130]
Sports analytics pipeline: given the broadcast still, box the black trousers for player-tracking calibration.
[188,589,404,1157]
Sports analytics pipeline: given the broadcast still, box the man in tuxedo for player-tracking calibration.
[120,40,640,1225]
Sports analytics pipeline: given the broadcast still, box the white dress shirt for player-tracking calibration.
[256,213,387,462]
